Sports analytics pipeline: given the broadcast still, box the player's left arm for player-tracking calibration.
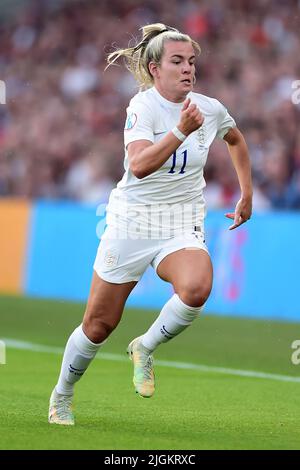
[223,126,253,230]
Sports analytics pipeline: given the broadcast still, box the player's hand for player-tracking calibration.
[225,197,252,230]
[177,98,204,136]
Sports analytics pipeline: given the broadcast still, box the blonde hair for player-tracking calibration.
[106,23,201,89]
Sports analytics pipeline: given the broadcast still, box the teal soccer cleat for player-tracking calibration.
[127,336,155,398]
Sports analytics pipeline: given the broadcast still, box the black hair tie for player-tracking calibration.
[157,29,169,35]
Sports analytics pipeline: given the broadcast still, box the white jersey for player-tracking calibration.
[106,86,236,239]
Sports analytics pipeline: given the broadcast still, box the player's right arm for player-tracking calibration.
[128,98,203,179]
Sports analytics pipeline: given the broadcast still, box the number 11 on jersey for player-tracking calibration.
[168,150,188,174]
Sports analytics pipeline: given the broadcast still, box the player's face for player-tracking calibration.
[152,41,196,102]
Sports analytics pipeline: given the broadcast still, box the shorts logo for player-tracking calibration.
[104,250,119,267]
[125,112,137,130]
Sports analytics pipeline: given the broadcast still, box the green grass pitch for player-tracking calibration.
[0,294,300,450]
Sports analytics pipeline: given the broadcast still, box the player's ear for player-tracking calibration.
[148,61,160,79]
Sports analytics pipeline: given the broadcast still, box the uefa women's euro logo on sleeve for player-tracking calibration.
[125,112,137,131]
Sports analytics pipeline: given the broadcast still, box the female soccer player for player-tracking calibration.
[49,23,252,425]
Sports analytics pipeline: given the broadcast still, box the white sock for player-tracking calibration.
[56,324,104,395]
[141,294,202,352]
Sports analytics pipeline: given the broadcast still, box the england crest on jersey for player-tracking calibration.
[196,124,206,148]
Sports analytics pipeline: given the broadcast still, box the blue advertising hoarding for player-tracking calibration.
[24,201,300,322]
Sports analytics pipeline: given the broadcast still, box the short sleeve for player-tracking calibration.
[216,101,236,139]
[124,101,154,148]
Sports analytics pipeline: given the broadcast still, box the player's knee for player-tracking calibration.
[178,283,211,308]
[83,317,115,343]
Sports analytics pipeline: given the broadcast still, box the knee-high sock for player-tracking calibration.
[56,324,104,395]
[141,294,202,352]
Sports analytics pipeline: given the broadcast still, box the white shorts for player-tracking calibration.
[93,226,209,284]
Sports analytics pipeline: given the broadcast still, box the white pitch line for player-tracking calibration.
[3,338,300,384]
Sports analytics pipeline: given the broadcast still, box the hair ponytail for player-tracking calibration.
[106,23,200,89]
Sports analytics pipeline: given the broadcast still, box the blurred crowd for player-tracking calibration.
[0,0,300,210]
